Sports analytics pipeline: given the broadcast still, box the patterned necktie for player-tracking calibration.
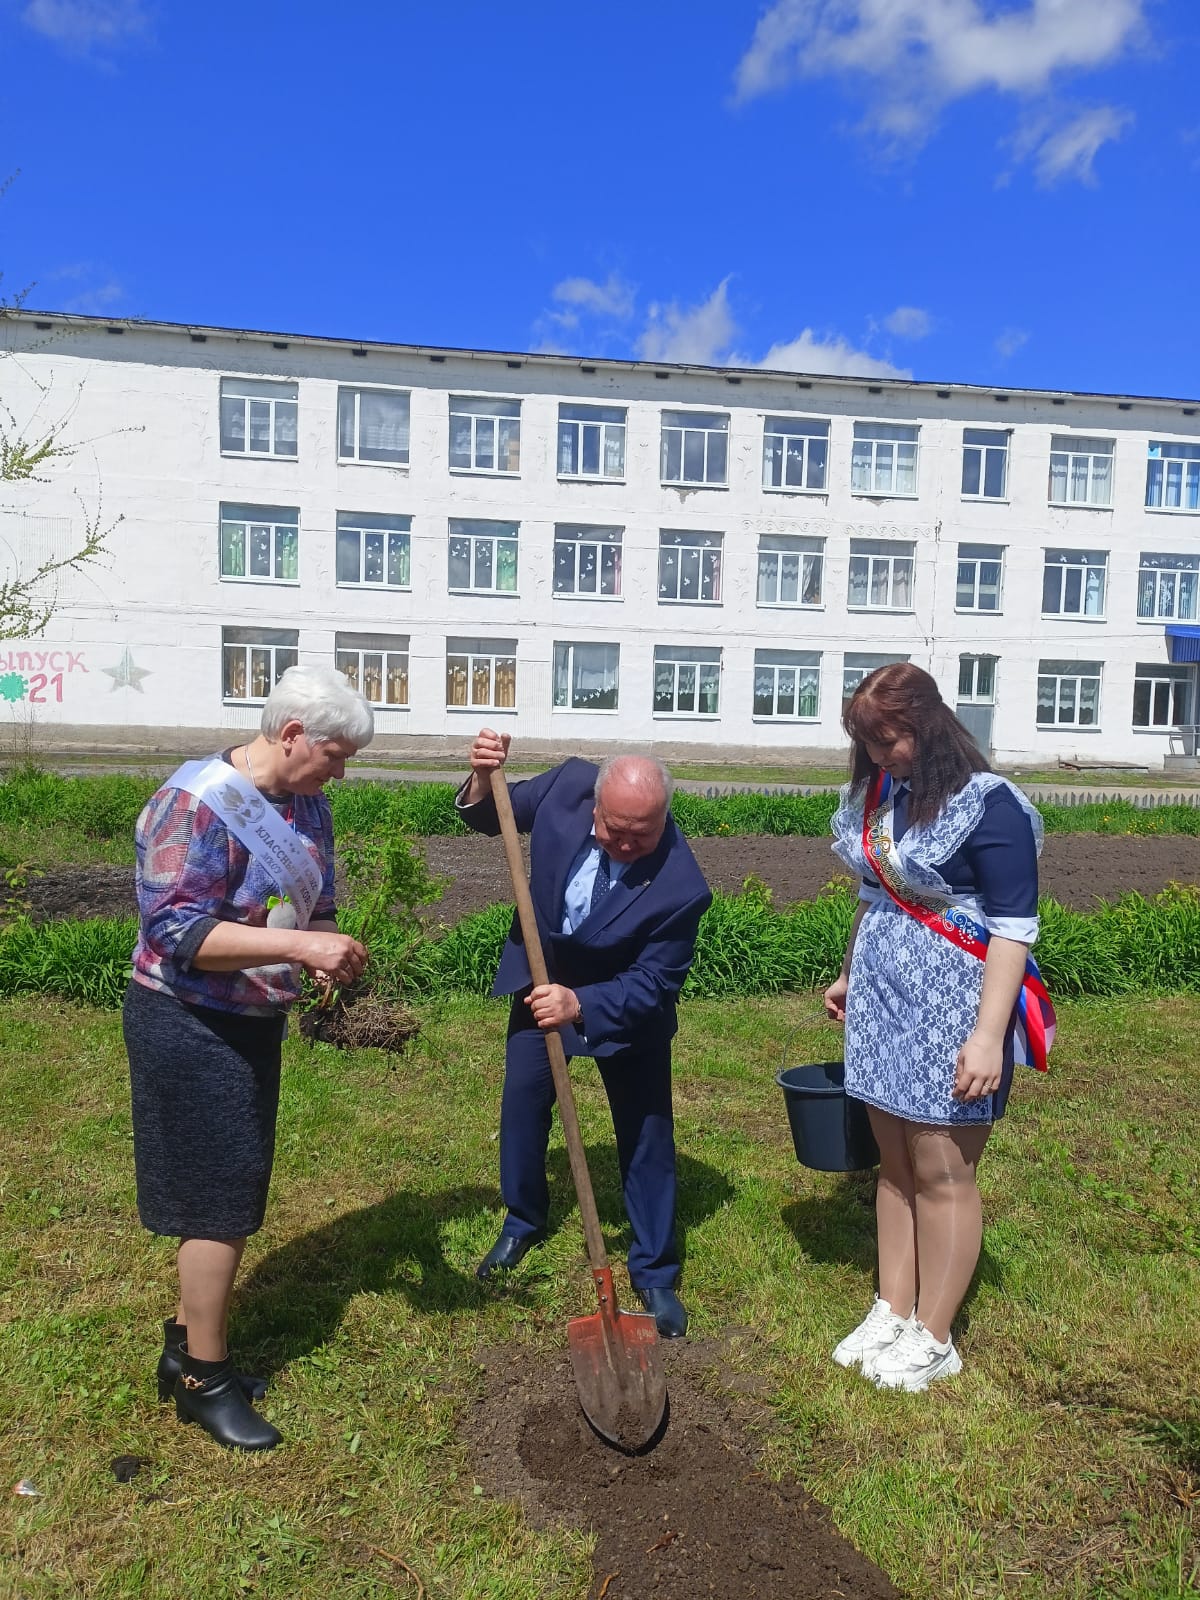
[588,849,613,914]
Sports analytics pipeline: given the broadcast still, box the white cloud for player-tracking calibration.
[1028,104,1134,185]
[62,279,125,315]
[637,279,737,365]
[551,273,635,321]
[995,326,1030,360]
[882,305,932,340]
[732,0,1145,179]
[22,0,149,51]
[756,330,911,379]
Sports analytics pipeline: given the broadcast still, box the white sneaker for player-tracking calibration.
[869,1320,962,1391]
[832,1296,910,1370]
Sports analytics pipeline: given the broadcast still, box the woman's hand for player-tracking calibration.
[823,974,849,1023]
[298,931,368,988]
[953,1030,1003,1101]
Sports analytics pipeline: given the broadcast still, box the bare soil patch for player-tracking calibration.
[20,833,1200,925]
[466,1337,901,1600]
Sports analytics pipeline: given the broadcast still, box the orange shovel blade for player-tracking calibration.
[567,1268,667,1450]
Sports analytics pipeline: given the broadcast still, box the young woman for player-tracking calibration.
[823,664,1053,1392]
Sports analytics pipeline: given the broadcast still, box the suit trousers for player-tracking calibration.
[498,1004,679,1288]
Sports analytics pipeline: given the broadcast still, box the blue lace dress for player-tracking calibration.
[830,773,1042,1126]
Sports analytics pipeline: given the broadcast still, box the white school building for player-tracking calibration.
[2,308,1199,768]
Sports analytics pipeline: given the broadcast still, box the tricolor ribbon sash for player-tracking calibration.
[170,757,321,929]
[862,771,1056,1072]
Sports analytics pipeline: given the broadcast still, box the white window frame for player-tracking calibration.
[335,512,411,590]
[851,422,919,497]
[658,530,723,604]
[219,503,300,585]
[653,644,721,717]
[219,378,297,459]
[449,396,521,475]
[337,387,410,466]
[955,543,1005,613]
[335,632,410,708]
[753,649,821,720]
[1037,660,1102,729]
[1048,435,1114,507]
[957,654,997,703]
[1145,441,1200,513]
[552,641,620,712]
[762,417,829,492]
[222,627,298,703]
[448,519,519,595]
[445,637,517,712]
[553,525,623,599]
[1132,663,1194,729]
[756,535,823,607]
[961,429,1009,500]
[557,404,626,480]
[660,410,729,486]
[1137,552,1200,622]
[847,539,915,611]
[842,653,910,700]
[1041,548,1108,619]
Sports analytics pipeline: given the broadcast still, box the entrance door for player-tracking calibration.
[956,654,997,753]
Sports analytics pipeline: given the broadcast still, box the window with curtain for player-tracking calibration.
[448,520,519,594]
[753,649,821,719]
[445,638,517,710]
[553,525,623,597]
[221,627,298,701]
[558,404,626,478]
[1137,552,1200,620]
[219,503,300,582]
[335,632,409,708]
[1036,660,1102,727]
[847,539,915,609]
[336,512,411,588]
[1145,441,1200,512]
[658,530,722,603]
[449,397,521,473]
[219,378,298,458]
[552,642,620,710]
[851,422,919,495]
[337,388,410,464]
[761,417,829,491]
[956,543,1005,611]
[1041,549,1107,617]
[842,653,910,700]
[653,644,721,716]
[1048,436,1114,506]
[757,534,823,606]
[660,411,729,485]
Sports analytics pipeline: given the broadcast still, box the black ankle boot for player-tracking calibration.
[174,1347,282,1452]
[157,1320,267,1403]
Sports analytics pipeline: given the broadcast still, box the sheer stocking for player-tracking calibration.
[907,1124,990,1343]
[867,1107,917,1318]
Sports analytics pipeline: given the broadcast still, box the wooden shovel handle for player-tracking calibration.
[489,767,609,1274]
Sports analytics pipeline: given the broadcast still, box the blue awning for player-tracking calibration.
[1166,625,1200,663]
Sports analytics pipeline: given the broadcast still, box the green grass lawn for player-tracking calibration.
[1,993,1197,1598]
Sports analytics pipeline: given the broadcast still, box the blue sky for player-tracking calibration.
[1,0,1197,397]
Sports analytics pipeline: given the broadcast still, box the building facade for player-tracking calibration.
[2,309,1199,766]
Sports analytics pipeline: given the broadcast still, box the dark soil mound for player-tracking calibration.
[297,989,420,1051]
[466,1339,901,1600]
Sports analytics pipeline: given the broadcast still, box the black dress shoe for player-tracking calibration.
[174,1350,282,1452]
[476,1231,545,1281]
[157,1320,267,1403]
[638,1286,689,1339]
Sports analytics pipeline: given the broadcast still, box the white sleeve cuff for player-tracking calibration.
[984,914,1039,943]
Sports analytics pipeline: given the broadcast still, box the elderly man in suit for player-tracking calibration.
[458,728,712,1338]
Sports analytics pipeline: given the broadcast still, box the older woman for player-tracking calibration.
[123,664,373,1450]
[823,664,1054,1393]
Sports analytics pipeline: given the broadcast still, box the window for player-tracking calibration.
[848,539,914,610]
[553,642,620,710]
[658,530,722,603]
[660,411,729,485]
[653,644,721,716]
[448,519,518,594]
[1133,663,1194,728]
[956,543,1005,612]
[753,649,820,719]
[558,403,625,478]
[219,378,297,458]
[851,422,919,496]
[842,652,909,700]
[336,512,411,588]
[219,503,299,583]
[762,416,829,491]
[335,632,409,707]
[957,654,996,703]
[1138,552,1200,621]
[337,388,410,465]
[1049,435,1114,506]
[1037,660,1102,727]
[222,626,298,701]
[449,396,520,473]
[961,429,1009,499]
[553,525,622,598]
[445,637,516,710]
[757,534,823,606]
[1146,441,1200,512]
[1042,548,1107,617]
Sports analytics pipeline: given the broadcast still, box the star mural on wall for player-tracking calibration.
[101,647,151,693]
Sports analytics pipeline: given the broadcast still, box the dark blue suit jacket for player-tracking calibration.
[460,758,712,1058]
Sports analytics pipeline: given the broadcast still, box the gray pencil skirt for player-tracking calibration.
[123,979,286,1238]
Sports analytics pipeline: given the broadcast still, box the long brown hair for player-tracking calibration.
[843,663,991,827]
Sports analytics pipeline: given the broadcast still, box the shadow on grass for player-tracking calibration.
[236,1147,733,1373]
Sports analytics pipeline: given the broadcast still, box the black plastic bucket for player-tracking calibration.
[776,1061,879,1172]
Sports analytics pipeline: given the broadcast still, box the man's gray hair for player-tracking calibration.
[594,754,674,810]
[261,664,375,747]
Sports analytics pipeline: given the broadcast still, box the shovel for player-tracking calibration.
[489,767,667,1450]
